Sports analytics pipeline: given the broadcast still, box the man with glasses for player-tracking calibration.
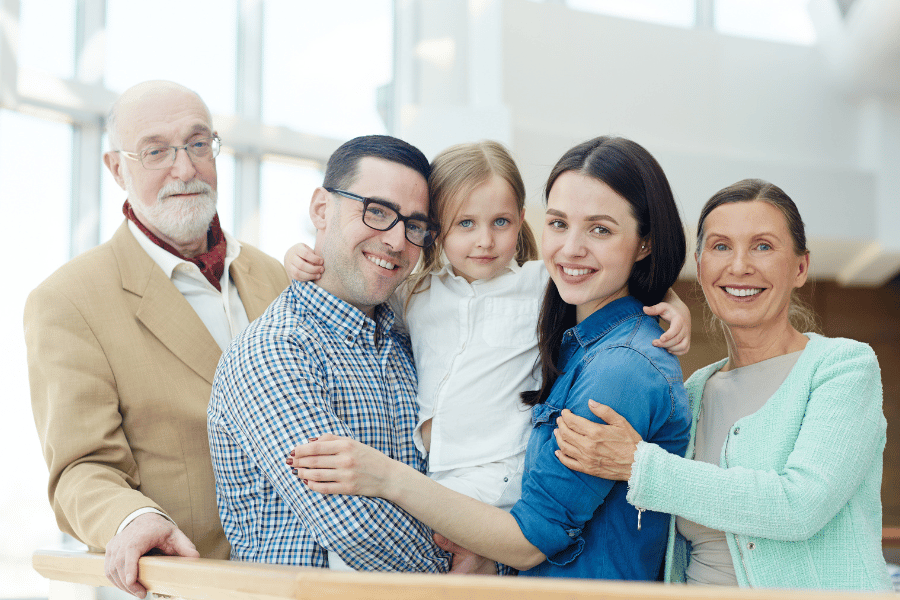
[207,135,451,572]
[25,80,289,598]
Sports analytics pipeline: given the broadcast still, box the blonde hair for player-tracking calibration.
[407,141,538,300]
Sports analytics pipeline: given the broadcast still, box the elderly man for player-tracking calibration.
[207,135,451,572]
[25,80,289,597]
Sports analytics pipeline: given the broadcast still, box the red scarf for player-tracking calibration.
[123,201,227,292]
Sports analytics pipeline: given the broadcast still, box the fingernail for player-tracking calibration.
[291,468,298,475]
[309,437,318,442]
[290,449,295,456]
[302,479,309,485]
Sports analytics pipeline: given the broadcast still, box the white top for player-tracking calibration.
[117,220,251,535]
[396,259,545,472]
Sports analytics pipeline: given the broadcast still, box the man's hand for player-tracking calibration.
[104,512,199,598]
[433,533,497,575]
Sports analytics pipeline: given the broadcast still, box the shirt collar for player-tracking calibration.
[293,280,396,345]
[128,219,242,280]
[568,296,647,348]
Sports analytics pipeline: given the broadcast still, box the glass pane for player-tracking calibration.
[17,0,76,78]
[715,0,816,45]
[259,157,322,260]
[104,0,237,115]
[567,0,695,28]
[262,0,392,139]
[0,109,72,597]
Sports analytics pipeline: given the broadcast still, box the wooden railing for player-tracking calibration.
[32,549,897,600]
[884,528,900,548]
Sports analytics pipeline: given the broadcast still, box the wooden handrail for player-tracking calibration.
[32,549,897,600]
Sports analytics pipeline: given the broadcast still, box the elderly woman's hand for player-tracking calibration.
[554,401,643,481]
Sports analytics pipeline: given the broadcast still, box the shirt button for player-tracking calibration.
[503,477,509,483]
[346,335,353,343]
[747,542,755,550]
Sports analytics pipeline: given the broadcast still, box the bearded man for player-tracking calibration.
[24,80,289,598]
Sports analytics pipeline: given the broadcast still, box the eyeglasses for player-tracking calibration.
[118,135,221,170]
[325,187,439,248]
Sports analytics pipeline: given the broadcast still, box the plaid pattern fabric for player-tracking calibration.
[208,281,449,571]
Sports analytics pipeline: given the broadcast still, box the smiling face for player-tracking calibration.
[310,156,429,317]
[696,200,809,333]
[543,171,650,323]
[441,175,524,283]
[104,82,218,249]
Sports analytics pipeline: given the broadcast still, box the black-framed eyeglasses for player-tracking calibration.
[325,187,439,248]
[118,135,221,170]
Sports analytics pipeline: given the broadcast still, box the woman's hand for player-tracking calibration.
[287,434,397,498]
[554,401,643,481]
[645,288,691,356]
[284,242,325,281]
[433,534,497,575]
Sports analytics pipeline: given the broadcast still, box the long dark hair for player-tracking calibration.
[521,136,686,407]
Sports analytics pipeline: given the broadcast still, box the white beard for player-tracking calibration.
[125,170,218,243]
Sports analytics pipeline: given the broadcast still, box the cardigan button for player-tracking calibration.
[733,427,740,435]
[747,542,755,550]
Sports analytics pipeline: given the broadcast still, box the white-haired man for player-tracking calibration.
[25,80,289,597]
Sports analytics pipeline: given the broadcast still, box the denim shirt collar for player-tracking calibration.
[561,296,647,358]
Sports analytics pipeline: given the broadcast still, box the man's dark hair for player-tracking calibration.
[323,135,431,192]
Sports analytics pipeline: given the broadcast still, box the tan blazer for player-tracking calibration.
[25,221,290,559]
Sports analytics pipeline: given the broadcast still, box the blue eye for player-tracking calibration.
[144,146,167,157]
[757,243,772,251]
[459,219,474,228]
[713,243,728,251]
[494,217,510,227]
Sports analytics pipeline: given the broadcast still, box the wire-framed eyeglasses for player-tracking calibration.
[325,187,439,248]
[117,135,221,170]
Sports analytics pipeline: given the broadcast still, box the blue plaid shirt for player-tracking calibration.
[208,280,450,571]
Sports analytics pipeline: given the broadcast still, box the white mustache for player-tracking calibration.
[158,179,214,202]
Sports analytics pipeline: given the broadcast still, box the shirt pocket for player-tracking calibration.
[481,297,539,349]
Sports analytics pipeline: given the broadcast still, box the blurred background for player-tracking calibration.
[1,0,897,597]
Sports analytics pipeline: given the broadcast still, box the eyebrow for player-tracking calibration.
[136,124,212,148]
[546,208,620,225]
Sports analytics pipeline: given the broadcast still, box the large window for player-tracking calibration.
[0,109,74,597]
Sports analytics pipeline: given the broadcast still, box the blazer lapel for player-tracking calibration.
[230,250,278,321]
[112,222,222,385]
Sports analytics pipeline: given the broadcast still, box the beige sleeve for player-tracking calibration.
[25,283,164,550]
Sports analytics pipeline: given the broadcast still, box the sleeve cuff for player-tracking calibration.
[116,507,172,535]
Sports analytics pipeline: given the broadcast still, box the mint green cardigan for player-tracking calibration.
[627,333,892,591]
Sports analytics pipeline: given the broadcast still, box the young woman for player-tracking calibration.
[288,136,693,580]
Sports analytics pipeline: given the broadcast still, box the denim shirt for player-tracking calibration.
[510,296,691,580]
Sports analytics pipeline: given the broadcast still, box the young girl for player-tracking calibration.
[285,140,689,515]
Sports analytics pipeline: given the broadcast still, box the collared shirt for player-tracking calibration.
[208,281,450,571]
[402,260,543,471]
[510,296,691,580]
[128,220,250,351]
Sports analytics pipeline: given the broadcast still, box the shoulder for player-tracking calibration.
[799,333,881,384]
[27,238,123,311]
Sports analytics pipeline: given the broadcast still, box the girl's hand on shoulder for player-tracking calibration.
[645,288,691,356]
[287,433,394,497]
[554,401,642,481]
[284,242,325,281]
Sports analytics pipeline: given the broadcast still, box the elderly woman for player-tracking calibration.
[554,179,892,591]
